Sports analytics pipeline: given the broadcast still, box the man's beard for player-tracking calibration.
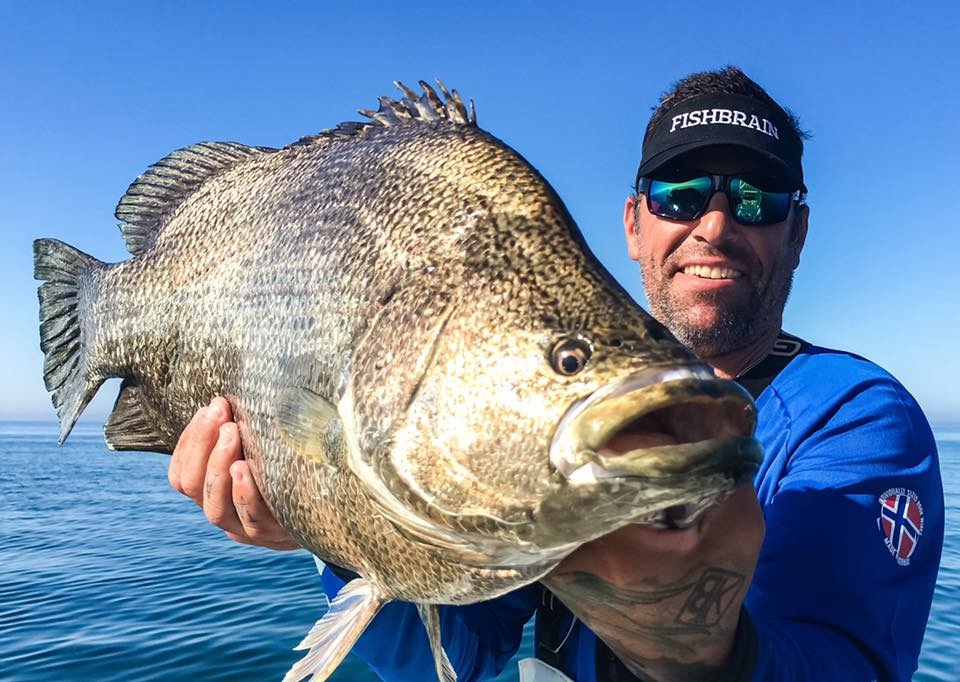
[641,263,794,359]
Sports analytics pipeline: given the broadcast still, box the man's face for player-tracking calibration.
[623,187,808,358]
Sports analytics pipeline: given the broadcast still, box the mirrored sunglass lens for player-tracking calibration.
[647,177,712,220]
[729,178,791,224]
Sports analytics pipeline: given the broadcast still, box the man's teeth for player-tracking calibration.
[682,265,743,279]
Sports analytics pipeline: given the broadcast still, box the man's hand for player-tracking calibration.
[168,397,301,551]
[543,485,764,681]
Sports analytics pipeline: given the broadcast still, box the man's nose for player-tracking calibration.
[691,192,737,244]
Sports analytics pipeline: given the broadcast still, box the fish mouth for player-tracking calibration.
[548,365,761,529]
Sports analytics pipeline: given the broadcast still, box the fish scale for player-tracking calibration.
[34,81,762,681]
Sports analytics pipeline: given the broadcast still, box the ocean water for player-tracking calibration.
[1,420,956,681]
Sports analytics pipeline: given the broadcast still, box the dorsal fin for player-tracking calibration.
[115,141,275,256]
[295,80,477,146]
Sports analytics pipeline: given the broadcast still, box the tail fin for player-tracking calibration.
[33,238,106,443]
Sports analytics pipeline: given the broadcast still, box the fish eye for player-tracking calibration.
[550,338,592,376]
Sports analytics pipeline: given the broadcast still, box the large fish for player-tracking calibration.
[34,82,761,681]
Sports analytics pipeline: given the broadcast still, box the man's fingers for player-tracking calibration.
[169,405,209,493]
[230,461,276,537]
[201,422,245,534]
[169,396,300,551]
[230,461,300,551]
[176,398,232,505]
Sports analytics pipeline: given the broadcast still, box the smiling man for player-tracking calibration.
[626,82,808,378]
[169,67,943,681]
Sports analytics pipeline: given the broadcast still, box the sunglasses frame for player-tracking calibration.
[638,174,805,226]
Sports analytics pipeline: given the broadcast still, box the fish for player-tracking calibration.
[33,81,762,682]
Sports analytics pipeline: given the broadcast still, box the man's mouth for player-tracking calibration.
[680,264,743,280]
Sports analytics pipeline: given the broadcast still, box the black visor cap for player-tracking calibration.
[637,93,805,193]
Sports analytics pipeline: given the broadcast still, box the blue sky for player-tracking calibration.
[2,2,958,424]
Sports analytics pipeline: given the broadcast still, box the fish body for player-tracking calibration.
[34,82,761,681]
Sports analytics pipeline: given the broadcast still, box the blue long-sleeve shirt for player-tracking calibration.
[321,342,943,681]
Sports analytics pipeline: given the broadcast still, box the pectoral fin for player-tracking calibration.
[277,387,345,466]
[282,577,385,682]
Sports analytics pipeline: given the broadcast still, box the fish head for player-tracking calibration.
[538,345,760,544]
[341,116,761,568]
[357,281,760,565]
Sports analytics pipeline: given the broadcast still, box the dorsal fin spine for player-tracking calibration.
[296,80,477,147]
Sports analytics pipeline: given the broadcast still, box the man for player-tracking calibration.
[169,67,942,680]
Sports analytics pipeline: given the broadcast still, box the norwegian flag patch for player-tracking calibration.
[878,488,924,566]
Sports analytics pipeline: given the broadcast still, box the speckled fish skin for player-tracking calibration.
[34,82,761,679]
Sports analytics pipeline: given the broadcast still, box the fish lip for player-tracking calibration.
[549,365,760,485]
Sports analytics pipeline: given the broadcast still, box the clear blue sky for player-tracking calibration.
[2,2,958,423]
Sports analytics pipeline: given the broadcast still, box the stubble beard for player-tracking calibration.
[641,262,794,359]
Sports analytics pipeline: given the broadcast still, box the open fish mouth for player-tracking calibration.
[549,365,761,528]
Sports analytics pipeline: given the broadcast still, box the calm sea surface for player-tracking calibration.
[1,420,957,681]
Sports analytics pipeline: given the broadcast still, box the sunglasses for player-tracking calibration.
[638,174,804,225]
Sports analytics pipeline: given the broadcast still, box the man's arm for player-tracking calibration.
[743,375,943,681]
[545,372,942,682]
[169,398,535,681]
[544,485,764,682]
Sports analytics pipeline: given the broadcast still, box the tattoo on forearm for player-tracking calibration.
[676,568,744,627]
[544,566,745,658]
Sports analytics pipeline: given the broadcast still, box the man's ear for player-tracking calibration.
[623,196,642,261]
[790,203,809,270]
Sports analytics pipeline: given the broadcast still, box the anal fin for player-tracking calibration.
[283,577,385,682]
[104,380,173,454]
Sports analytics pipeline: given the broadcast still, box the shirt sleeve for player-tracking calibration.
[319,566,538,681]
[746,372,944,681]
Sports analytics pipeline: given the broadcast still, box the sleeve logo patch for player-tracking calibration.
[878,488,924,566]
